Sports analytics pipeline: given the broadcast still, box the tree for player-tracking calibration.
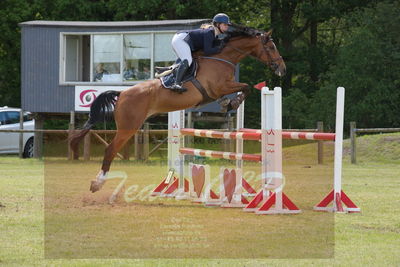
[1,0,397,130]
[233,0,378,128]
[0,0,37,107]
[311,1,400,128]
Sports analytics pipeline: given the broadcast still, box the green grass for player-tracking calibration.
[1,133,400,266]
[343,132,400,164]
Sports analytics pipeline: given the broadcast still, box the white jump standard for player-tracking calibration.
[313,87,360,213]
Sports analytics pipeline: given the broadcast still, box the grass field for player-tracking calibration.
[1,133,399,266]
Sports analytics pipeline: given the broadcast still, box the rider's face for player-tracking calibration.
[219,23,229,33]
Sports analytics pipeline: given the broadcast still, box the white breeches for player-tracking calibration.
[171,33,193,66]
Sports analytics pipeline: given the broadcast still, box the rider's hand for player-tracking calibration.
[217,40,226,52]
[216,33,229,41]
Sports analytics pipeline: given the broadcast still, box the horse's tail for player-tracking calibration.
[69,90,121,152]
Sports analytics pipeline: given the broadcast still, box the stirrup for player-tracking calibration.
[155,65,176,74]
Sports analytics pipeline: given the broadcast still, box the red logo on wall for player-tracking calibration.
[79,89,98,107]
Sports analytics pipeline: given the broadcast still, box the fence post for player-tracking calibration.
[122,138,130,160]
[186,111,193,147]
[317,121,324,164]
[143,123,149,160]
[33,114,43,159]
[83,131,91,161]
[19,110,24,158]
[134,131,142,160]
[350,121,357,164]
[228,115,235,152]
[221,114,234,152]
[68,111,76,160]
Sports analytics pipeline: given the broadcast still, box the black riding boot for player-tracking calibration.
[170,59,189,93]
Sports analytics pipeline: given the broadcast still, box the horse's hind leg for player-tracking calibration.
[90,103,148,192]
[90,129,138,193]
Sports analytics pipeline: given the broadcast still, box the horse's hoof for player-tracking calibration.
[218,97,230,112]
[230,99,240,110]
[90,180,104,193]
[218,97,230,106]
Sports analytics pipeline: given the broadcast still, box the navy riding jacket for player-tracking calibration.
[180,27,223,55]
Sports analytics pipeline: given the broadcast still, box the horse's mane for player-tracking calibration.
[198,21,263,38]
[227,23,263,37]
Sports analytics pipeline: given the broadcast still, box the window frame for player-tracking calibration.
[59,30,176,86]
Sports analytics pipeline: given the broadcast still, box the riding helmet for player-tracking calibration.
[213,13,231,24]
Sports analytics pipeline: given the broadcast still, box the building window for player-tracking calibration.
[155,33,176,68]
[93,35,121,82]
[123,34,151,81]
[64,35,90,82]
[61,32,176,84]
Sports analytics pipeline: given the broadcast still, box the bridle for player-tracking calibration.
[226,32,283,70]
[259,34,283,69]
[198,31,284,72]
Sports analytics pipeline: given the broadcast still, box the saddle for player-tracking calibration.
[156,59,214,105]
[156,58,198,87]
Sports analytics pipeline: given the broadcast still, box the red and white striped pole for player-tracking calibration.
[181,128,336,141]
[179,148,262,162]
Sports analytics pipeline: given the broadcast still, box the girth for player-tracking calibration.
[189,78,215,106]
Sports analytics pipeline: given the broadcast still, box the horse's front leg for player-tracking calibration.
[228,87,251,110]
[218,81,251,112]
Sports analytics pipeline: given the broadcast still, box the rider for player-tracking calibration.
[169,13,231,93]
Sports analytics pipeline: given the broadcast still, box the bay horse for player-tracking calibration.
[70,26,286,193]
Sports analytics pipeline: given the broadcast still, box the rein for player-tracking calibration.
[198,56,236,69]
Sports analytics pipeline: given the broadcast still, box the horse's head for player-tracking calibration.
[251,30,286,77]
[227,26,286,77]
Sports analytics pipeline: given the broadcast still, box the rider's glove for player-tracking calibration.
[217,40,226,51]
[216,33,229,41]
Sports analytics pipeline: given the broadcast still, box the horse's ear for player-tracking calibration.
[266,29,273,37]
